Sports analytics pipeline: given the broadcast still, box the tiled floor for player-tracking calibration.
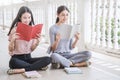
[0,29,120,80]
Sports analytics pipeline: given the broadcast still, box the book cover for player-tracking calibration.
[22,71,42,78]
[58,24,72,39]
[58,24,80,39]
[16,22,43,41]
[64,67,82,74]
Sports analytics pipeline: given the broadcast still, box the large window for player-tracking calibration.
[89,0,120,56]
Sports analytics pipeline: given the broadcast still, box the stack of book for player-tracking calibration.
[64,67,82,74]
[22,71,42,78]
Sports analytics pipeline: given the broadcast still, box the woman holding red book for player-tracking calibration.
[7,6,51,74]
[49,5,92,69]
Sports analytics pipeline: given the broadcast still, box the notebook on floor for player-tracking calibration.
[64,67,83,74]
[22,70,42,78]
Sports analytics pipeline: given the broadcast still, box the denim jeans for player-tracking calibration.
[9,54,51,71]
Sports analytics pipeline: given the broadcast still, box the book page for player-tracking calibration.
[31,24,43,39]
[70,24,80,38]
[16,22,32,41]
[58,24,72,39]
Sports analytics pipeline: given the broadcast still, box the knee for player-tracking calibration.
[50,53,62,63]
[44,57,52,64]
[51,53,59,59]
[9,58,17,64]
[84,51,92,59]
[9,58,17,68]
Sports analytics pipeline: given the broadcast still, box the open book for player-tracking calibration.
[64,67,82,74]
[58,24,80,39]
[22,71,42,78]
[71,24,80,38]
[16,22,43,41]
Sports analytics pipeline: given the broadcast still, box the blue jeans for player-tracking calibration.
[51,51,91,67]
[9,54,51,71]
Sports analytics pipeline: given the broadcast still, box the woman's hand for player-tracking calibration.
[34,33,41,43]
[51,33,61,51]
[35,38,40,46]
[31,34,41,51]
[35,33,41,41]
[11,33,20,41]
[9,33,20,53]
[72,32,80,48]
[55,33,61,41]
[36,33,41,38]
[74,32,80,40]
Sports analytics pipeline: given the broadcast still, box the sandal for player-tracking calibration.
[51,63,60,69]
[7,69,15,75]
[41,66,48,71]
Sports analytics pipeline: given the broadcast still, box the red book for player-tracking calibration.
[16,22,43,41]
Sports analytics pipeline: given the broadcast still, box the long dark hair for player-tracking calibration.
[56,5,70,23]
[8,6,35,35]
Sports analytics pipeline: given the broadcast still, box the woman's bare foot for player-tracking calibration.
[7,68,25,75]
[70,61,91,67]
